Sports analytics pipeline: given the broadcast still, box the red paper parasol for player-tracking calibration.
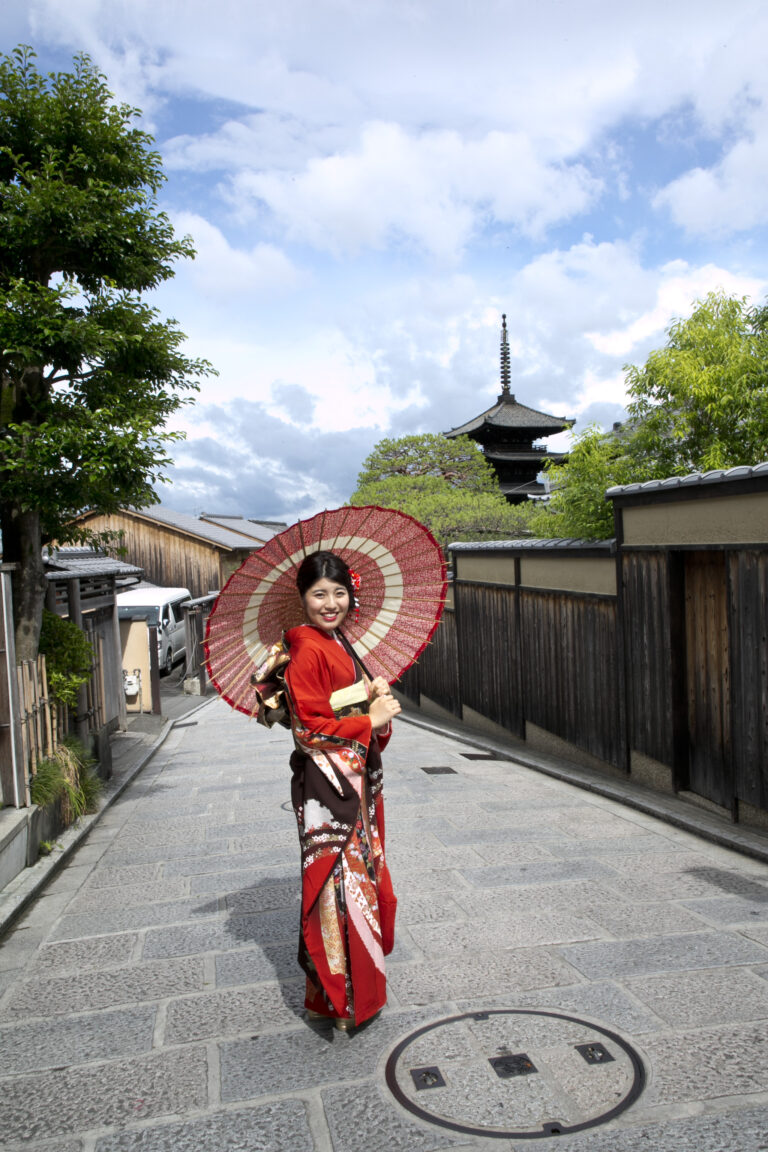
[205,505,447,717]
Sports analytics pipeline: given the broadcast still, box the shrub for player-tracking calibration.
[38,611,94,709]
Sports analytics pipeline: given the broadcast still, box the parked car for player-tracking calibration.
[117,586,192,675]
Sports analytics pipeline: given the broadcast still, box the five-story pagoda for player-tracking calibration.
[445,315,574,503]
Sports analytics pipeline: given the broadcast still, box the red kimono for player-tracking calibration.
[284,624,396,1025]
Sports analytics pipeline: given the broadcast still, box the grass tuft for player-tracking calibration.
[29,738,103,827]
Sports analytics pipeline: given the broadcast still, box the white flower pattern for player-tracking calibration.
[303,797,335,833]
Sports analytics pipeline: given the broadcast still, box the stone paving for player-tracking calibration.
[1,698,768,1149]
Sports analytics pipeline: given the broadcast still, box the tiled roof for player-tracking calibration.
[125,506,264,550]
[199,514,285,542]
[44,549,144,581]
[446,395,574,437]
[606,461,768,498]
[448,538,615,552]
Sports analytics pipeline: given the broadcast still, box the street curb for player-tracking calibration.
[0,697,215,939]
[398,709,768,865]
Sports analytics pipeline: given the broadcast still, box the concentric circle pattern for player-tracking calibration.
[205,505,447,716]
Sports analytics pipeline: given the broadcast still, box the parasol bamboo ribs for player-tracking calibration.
[297,517,308,559]
[329,504,379,552]
[351,629,426,668]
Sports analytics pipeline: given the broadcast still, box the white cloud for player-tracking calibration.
[586,262,765,357]
[162,239,768,514]
[7,0,768,518]
[169,212,300,298]
[163,113,348,175]
[231,122,601,259]
[654,106,768,236]
[24,0,766,143]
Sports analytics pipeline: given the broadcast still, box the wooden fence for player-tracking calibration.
[16,656,65,783]
[398,469,768,827]
[82,616,106,734]
[0,560,123,808]
[403,565,623,771]
[399,605,460,718]
[2,640,109,807]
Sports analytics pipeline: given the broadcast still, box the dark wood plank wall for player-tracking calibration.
[396,655,420,703]
[415,608,461,716]
[455,582,523,736]
[82,513,228,597]
[402,546,768,817]
[684,552,731,808]
[520,590,622,768]
[621,551,677,770]
[729,551,768,810]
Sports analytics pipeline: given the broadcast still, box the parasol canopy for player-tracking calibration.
[205,505,447,717]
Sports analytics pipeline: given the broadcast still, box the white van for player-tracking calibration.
[117,587,192,675]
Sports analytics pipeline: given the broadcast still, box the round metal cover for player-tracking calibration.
[384,1009,645,1140]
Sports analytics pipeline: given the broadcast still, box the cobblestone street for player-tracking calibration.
[2,697,768,1150]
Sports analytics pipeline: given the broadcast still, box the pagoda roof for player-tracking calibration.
[446,313,574,440]
[483,446,568,463]
[446,393,574,438]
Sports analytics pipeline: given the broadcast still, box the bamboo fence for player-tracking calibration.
[17,656,66,780]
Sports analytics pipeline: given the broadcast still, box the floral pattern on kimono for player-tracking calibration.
[284,624,396,1024]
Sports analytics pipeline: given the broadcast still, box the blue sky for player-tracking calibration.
[3,0,768,519]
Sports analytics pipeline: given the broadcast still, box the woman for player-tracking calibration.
[284,550,401,1030]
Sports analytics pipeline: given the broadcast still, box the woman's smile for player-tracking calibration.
[302,577,350,634]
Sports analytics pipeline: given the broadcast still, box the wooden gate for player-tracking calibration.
[684,551,732,809]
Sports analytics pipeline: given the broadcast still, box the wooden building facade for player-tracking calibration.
[398,464,768,829]
[614,466,768,825]
[73,507,280,598]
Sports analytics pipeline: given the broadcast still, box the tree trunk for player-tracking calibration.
[1,504,45,662]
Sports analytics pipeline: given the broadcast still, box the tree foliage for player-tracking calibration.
[531,290,768,540]
[38,609,93,709]
[525,426,634,540]
[356,433,500,493]
[350,443,532,548]
[0,46,214,657]
[625,291,768,476]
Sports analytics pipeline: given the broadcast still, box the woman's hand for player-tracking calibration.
[369,692,401,732]
[367,675,390,700]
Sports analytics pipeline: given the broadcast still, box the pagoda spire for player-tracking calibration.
[498,313,514,403]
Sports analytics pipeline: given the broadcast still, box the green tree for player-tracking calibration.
[350,438,533,548]
[531,290,768,540]
[356,433,500,492]
[0,47,213,659]
[526,425,634,540]
[625,291,768,476]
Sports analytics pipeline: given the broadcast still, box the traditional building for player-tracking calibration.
[71,507,286,598]
[446,315,574,502]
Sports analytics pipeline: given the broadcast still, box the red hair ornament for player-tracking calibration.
[348,569,361,622]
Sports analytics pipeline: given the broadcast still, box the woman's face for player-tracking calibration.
[302,576,350,634]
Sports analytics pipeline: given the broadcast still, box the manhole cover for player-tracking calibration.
[384,1009,645,1140]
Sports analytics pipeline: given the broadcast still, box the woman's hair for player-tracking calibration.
[296,550,355,612]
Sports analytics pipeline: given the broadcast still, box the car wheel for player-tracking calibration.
[163,648,174,675]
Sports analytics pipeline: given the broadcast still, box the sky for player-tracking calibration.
[3,0,768,521]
